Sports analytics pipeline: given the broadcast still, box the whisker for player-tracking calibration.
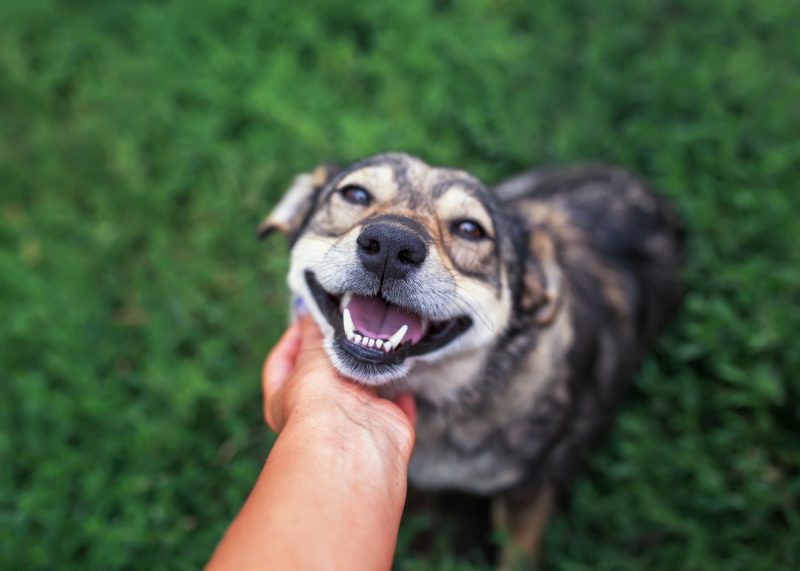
[450,283,497,332]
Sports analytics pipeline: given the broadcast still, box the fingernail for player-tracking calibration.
[292,297,309,318]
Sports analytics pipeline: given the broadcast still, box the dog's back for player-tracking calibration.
[497,165,685,486]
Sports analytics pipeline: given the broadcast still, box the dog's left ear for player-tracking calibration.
[257,164,339,239]
[520,228,563,325]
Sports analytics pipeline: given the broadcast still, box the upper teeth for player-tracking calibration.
[343,307,356,340]
[342,305,410,353]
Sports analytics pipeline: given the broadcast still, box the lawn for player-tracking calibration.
[1,0,798,569]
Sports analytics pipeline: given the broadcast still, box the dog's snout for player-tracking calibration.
[357,222,427,280]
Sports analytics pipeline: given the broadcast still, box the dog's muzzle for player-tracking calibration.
[299,220,473,382]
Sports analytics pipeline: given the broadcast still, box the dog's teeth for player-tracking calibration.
[388,324,408,349]
[376,339,383,349]
[343,308,355,340]
[421,317,429,334]
[368,338,375,348]
[361,336,370,347]
[383,342,392,352]
[353,334,362,344]
[341,291,353,311]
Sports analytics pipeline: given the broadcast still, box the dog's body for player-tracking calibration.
[261,152,684,560]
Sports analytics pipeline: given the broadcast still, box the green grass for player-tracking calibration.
[2,0,799,569]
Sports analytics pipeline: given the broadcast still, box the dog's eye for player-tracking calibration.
[339,185,372,206]
[451,219,488,241]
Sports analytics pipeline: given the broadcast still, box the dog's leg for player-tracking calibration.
[492,485,555,569]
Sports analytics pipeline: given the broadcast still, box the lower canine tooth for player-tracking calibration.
[388,324,408,349]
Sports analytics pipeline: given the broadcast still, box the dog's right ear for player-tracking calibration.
[257,164,339,240]
[519,227,564,325]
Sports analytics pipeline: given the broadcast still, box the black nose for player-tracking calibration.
[357,222,427,280]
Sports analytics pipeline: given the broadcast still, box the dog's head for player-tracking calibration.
[260,153,560,386]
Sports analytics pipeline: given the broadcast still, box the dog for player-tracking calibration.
[259,152,684,563]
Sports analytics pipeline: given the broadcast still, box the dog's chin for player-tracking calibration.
[301,270,472,386]
[324,336,412,386]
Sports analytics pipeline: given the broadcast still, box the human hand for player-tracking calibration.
[208,315,417,571]
[262,314,416,461]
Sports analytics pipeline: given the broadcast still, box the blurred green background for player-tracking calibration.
[2,0,799,569]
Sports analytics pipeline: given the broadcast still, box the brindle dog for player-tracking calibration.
[259,152,684,565]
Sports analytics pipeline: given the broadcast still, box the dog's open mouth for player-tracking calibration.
[305,271,471,366]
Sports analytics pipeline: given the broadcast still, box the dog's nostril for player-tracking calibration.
[398,248,424,266]
[364,240,380,255]
[357,234,380,255]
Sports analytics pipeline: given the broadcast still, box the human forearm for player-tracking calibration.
[207,408,410,570]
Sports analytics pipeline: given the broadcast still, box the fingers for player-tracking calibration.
[292,315,337,376]
[297,313,324,352]
[263,320,303,391]
[262,315,330,431]
[262,320,303,430]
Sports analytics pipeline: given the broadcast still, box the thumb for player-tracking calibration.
[293,315,354,388]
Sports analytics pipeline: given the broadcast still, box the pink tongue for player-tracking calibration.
[346,295,424,344]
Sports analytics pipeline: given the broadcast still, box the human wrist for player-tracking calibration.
[284,395,413,476]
